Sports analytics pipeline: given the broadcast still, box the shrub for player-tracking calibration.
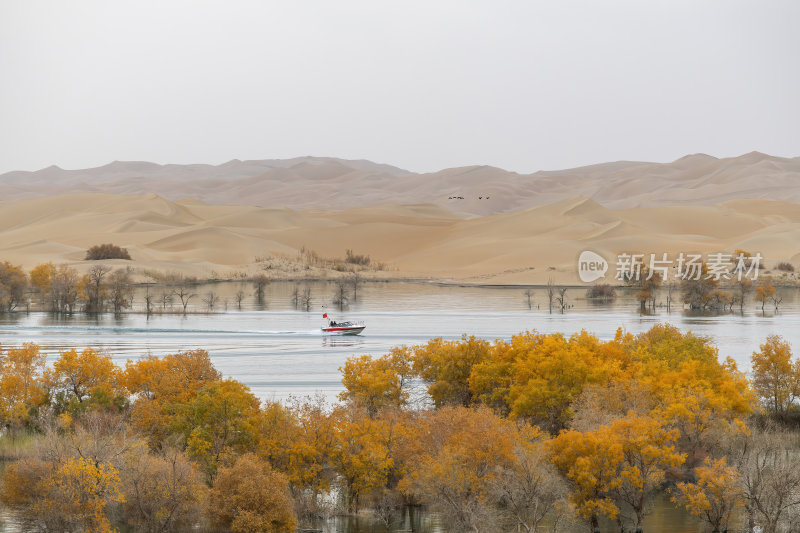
[586,284,616,299]
[85,244,131,261]
[775,262,795,272]
[345,249,370,266]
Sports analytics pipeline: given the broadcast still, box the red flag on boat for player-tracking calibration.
[323,313,328,318]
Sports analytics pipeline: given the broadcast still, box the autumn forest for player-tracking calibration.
[0,324,797,532]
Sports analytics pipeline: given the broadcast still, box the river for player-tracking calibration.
[1,280,797,532]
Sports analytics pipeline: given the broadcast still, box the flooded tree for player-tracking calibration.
[301,286,312,311]
[0,261,28,312]
[82,265,111,313]
[682,263,718,310]
[734,278,753,312]
[291,285,300,308]
[203,291,218,311]
[523,288,533,309]
[755,282,776,312]
[252,274,269,305]
[29,264,80,314]
[556,287,568,312]
[332,281,348,310]
[349,270,362,301]
[108,269,134,314]
[176,284,196,314]
[235,290,245,310]
[143,286,154,315]
[160,289,174,311]
[546,279,556,313]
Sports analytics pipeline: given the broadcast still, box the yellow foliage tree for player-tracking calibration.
[673,456,743,533]
[210,453,297,533]
[548,426,624,530]
[606,414,685,529]
[0,261,28,312]
[751,334,799,416]
[45,347,124,414]
[331,406,394,511]
[46,457,124,533]
[413,335,491,407]
[2,456,123,533]
[399,406,519,532]
[754,282,776,311]
[339,346,413,416]
[123,350,221,446]
[173,379,261,480]
[0,343,47,428]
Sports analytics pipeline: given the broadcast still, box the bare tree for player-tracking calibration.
[143,285,154,316]
[664,280,677,311]
[176,284,196,314]
[301,286,312,312]
[332,281,348,310]
[203,291,218,311]
[160,289,174,311]
[349,270,362,301]
[291,285,300,308]
[556,287,568,312]
[253,274,269,304]
[108,269,134,314]
[770,292,783,311]
[490,445,569,533]
[235,290,245,310]
[523,288,534,309]
[546,279,556,313]
[85,265,111,313]
[735,278,753,312]
[738,427,800,533]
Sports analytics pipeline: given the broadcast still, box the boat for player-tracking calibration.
[321,312,365,335]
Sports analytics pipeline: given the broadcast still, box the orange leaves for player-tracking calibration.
[45,347,124,413]
[548,426,624,522]
[549,413,685,527]
[175,379,262,480]
[339,346,413,415]
[399,406,526,531]
[123,350,221,446]
[210,453,297,533]
[2,455,123,533]
[751,334,799,415]
[754,282,776,307]
[673,456,743,532]
[0,343,47,427]
[413,335,491,407]
[331,406,395,511]
[47,457,124,533]
[0,261,28,312]
[468,330,627,431]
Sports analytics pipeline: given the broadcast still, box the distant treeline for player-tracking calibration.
[1,325,799,532]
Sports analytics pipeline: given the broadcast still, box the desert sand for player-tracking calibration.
[0,187,798,285]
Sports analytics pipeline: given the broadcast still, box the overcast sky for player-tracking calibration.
[1,1,797,175]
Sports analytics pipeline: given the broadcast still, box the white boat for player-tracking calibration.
[321,312,365,335]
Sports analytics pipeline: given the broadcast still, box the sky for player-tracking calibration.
[1,0,798,175]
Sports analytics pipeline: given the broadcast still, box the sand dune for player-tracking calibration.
[2,152,800,217]
[0,192,798,284]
